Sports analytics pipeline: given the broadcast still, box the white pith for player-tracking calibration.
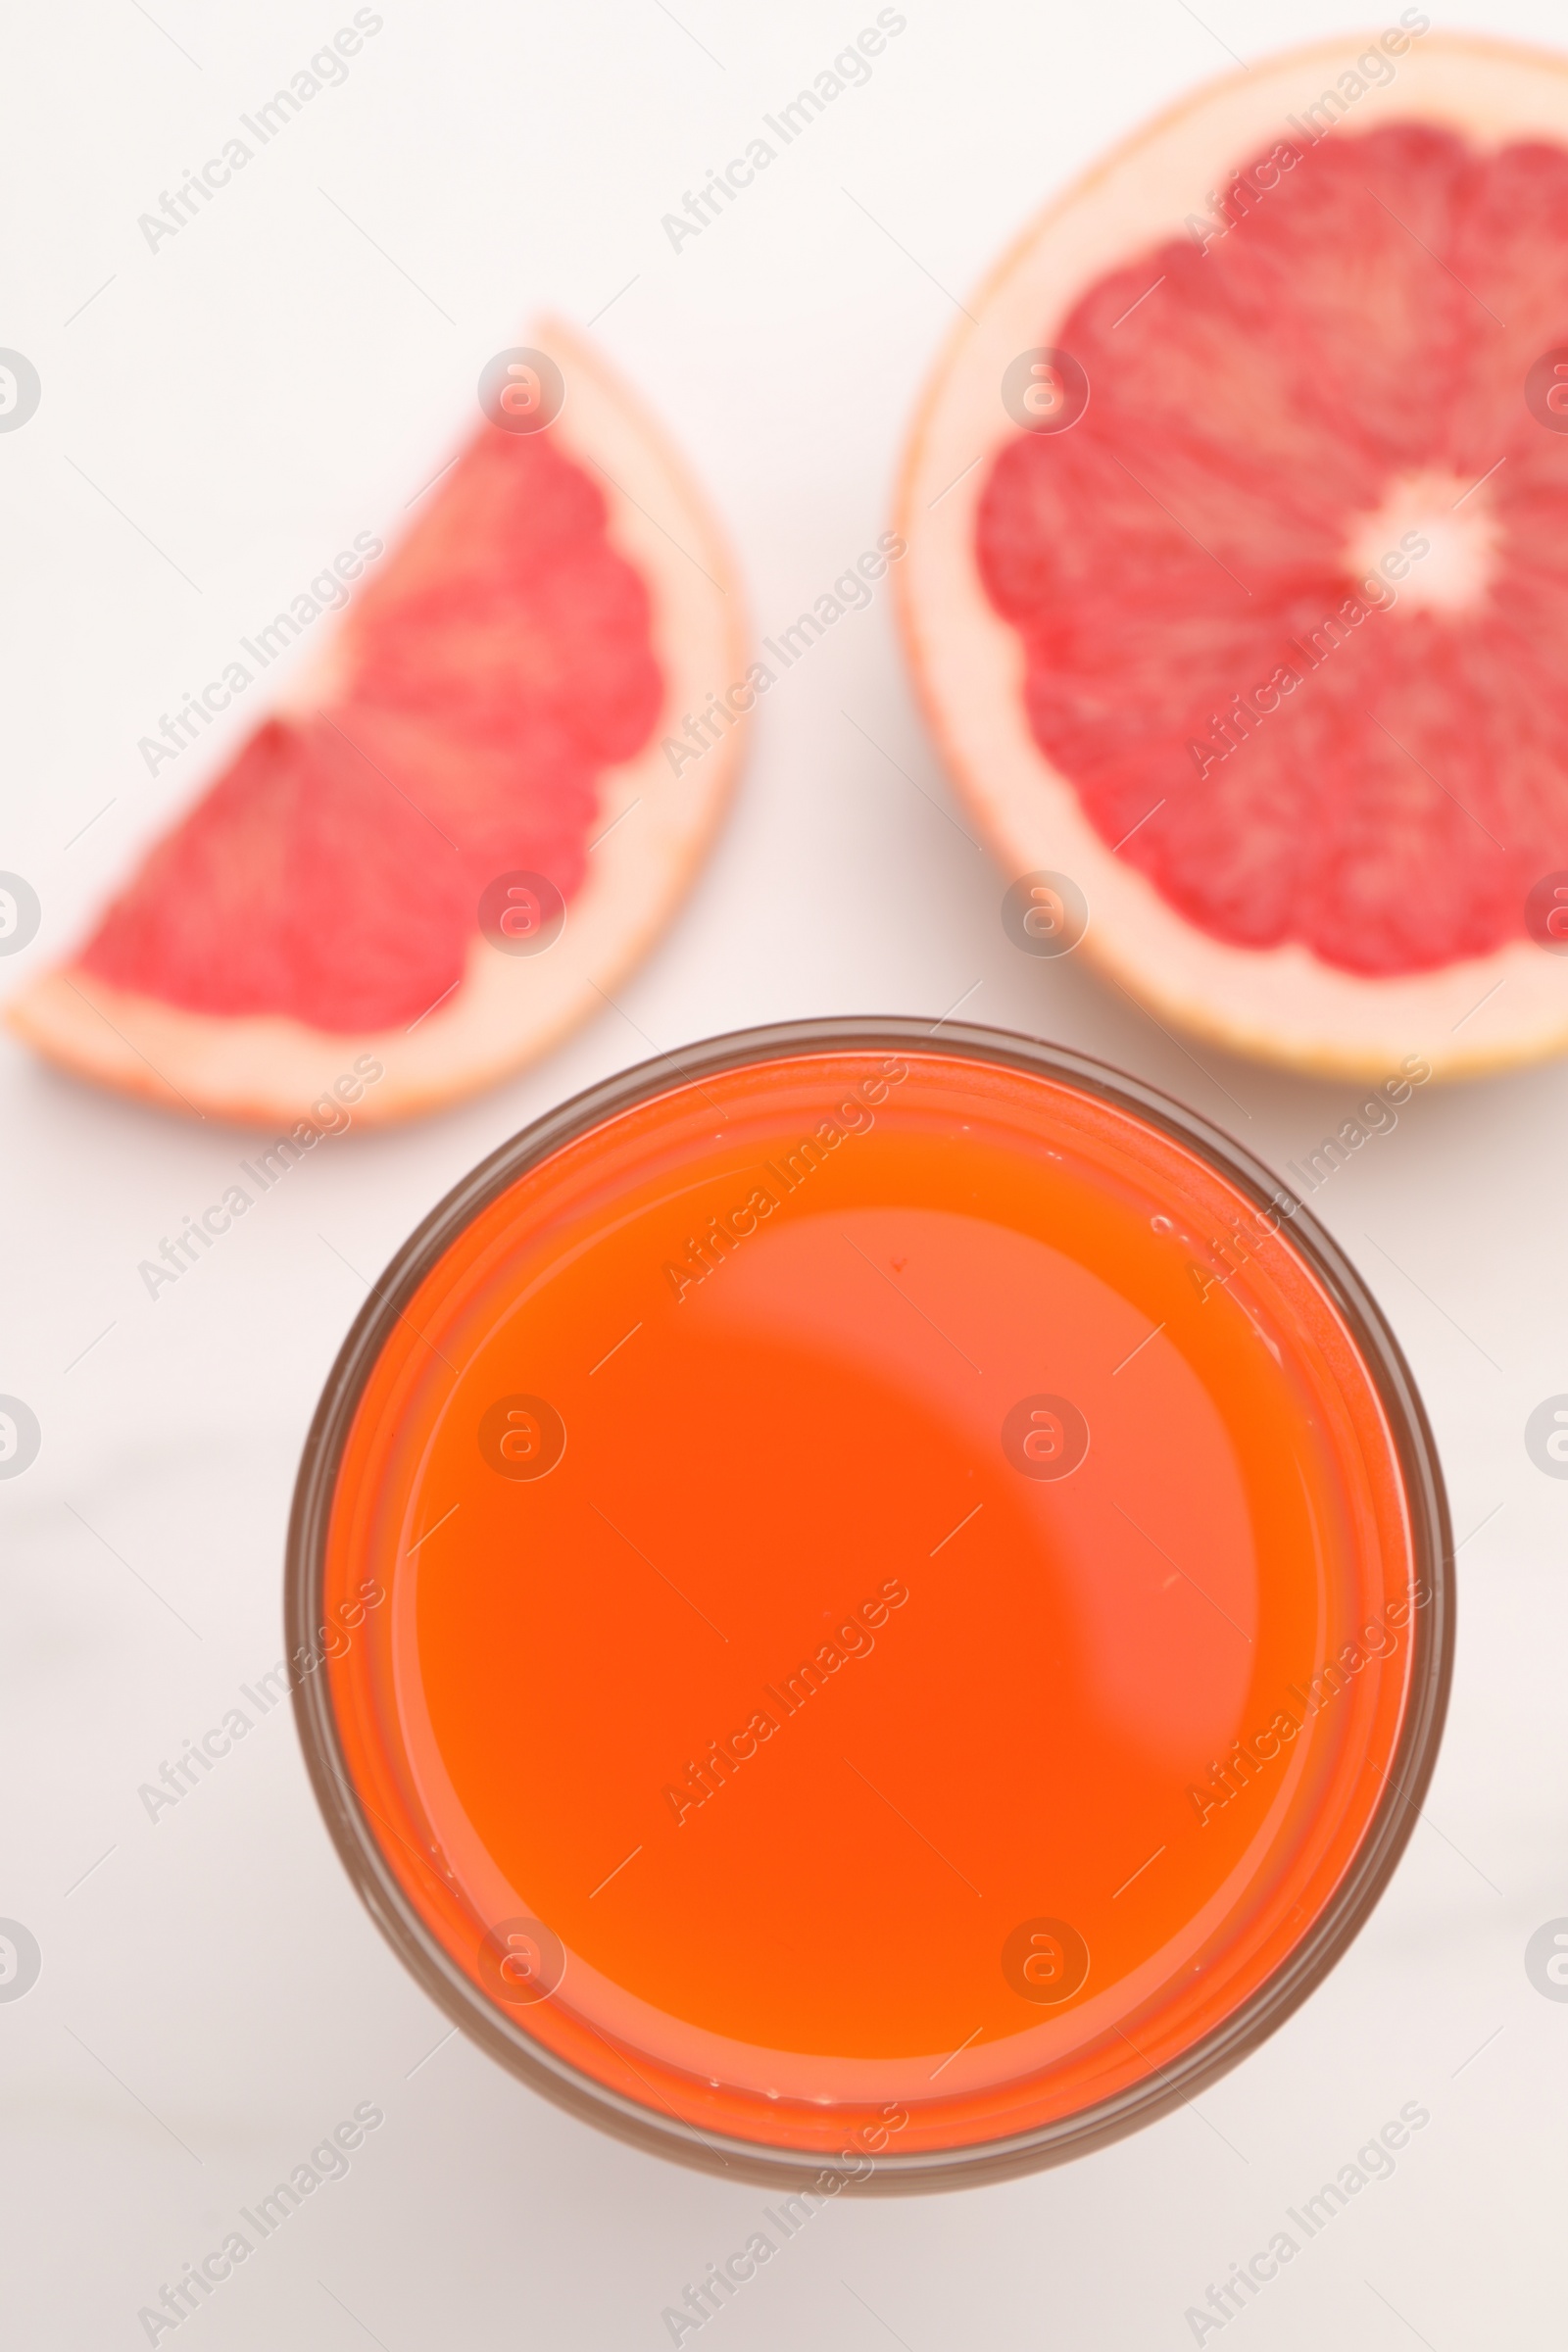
[1343,471,1497,616]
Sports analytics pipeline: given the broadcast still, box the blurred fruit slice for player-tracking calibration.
[898,34,1568,1078]
[11,321,747,1125]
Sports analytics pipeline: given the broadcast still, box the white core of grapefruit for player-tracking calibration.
[898,33,1568,1081]
[9,321,748,1127]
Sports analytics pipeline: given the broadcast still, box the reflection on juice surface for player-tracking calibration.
[311,1039,1444,2166]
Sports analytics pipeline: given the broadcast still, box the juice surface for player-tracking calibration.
[319,1046,1429,2159]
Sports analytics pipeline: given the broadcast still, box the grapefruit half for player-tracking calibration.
[11,322,747,1125]
[899,31,1568,1079]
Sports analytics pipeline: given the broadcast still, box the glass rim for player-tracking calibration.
[285,1016,1454,2192]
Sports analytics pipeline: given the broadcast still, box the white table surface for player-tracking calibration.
[4,2,1565,2344]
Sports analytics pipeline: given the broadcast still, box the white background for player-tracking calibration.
[3,2,1565,2345]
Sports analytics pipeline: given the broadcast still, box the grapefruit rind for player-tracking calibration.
[9,320,748,1127]
[897,33,1568,1080]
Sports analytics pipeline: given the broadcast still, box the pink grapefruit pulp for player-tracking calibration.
[899,34,1568,1077]
[11,323,748,1125]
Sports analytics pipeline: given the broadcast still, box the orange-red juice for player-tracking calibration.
[295,1029,1447,2176]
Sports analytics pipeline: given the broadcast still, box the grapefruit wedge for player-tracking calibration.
[11,322,747,1125]
[899,31,1568,1079]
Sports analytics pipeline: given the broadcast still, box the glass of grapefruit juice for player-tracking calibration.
[288,1020,1449,2184]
